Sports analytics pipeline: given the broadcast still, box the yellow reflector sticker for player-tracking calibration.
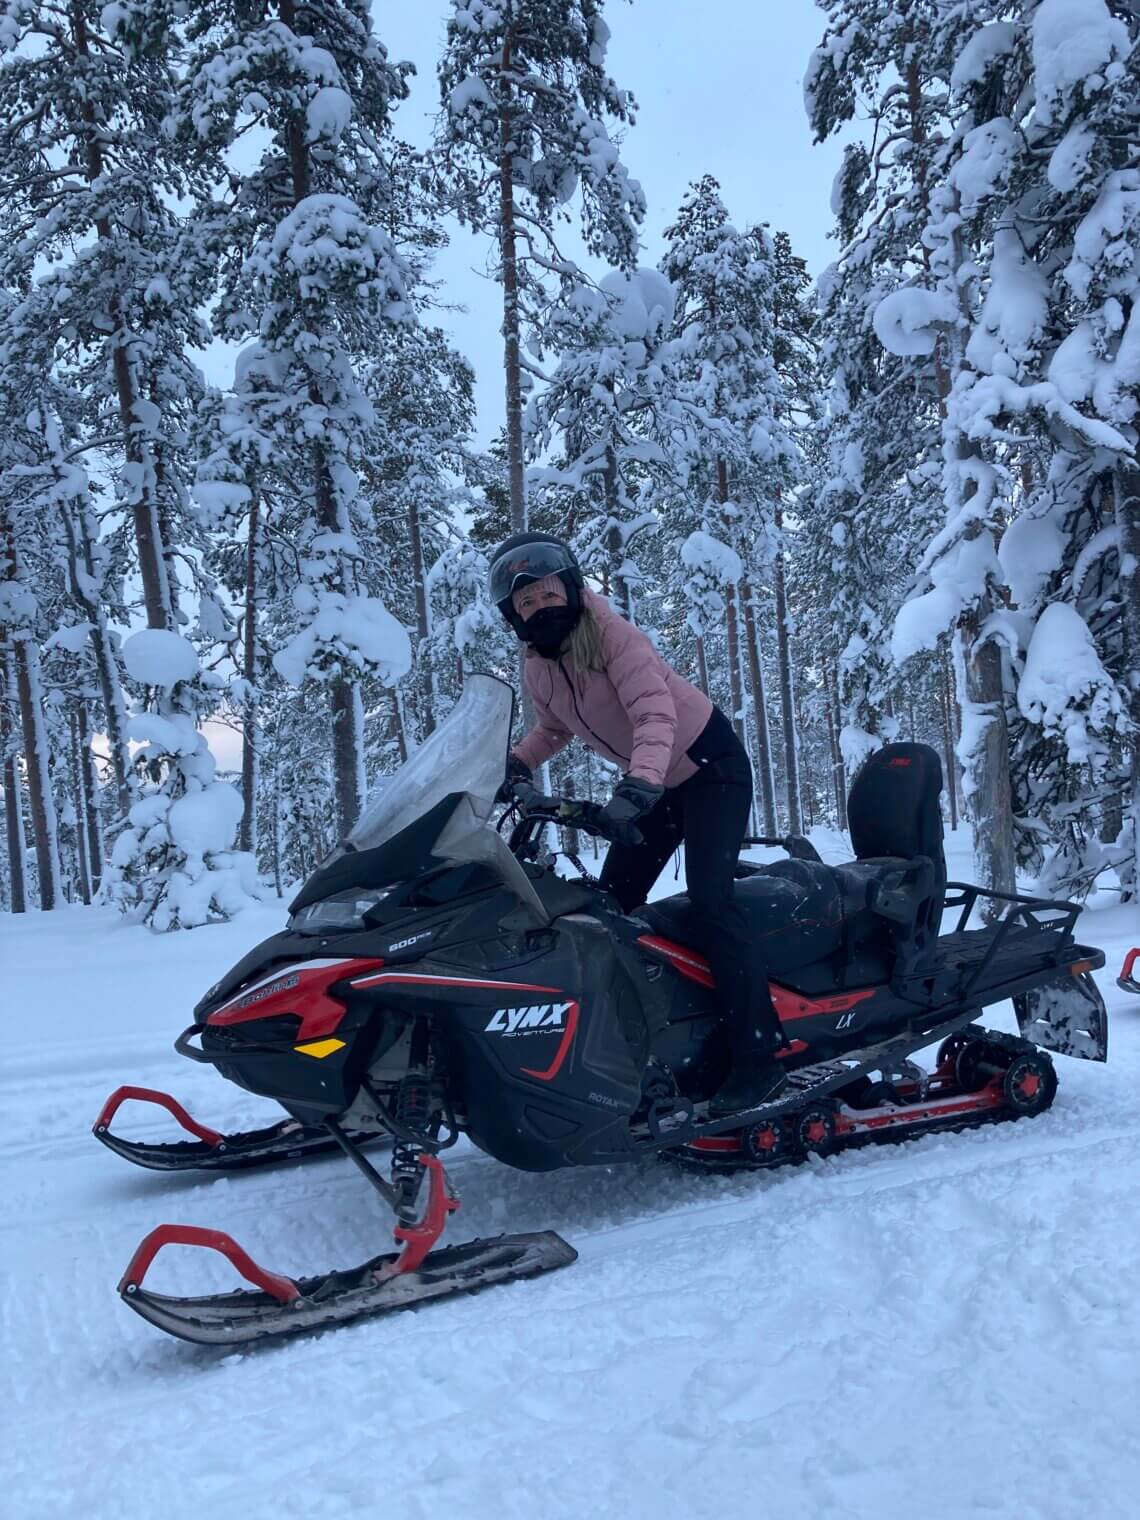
[293,1038,346,1060]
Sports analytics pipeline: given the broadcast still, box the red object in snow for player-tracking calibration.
[1118,948,1140,995]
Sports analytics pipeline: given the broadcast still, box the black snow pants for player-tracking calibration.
[598,707,782,1058]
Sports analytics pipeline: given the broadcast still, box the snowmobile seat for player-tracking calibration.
[641,858,847,975]
[638,742,946,989]
[837,741,947,985]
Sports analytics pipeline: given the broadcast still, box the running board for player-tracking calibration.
[652,1007,1002,1149]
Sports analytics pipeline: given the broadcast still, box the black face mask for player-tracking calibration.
[521,605,579,659]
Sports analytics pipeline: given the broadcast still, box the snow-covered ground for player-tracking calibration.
[4,830,1139,1519]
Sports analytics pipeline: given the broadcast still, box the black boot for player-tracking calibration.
[707,1024,787,1119]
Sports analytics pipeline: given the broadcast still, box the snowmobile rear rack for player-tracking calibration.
[941,881,1081,999]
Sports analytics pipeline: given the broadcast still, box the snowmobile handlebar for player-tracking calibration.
[504,781,636,847]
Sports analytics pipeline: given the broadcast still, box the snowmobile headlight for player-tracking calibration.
[290,886,396,934]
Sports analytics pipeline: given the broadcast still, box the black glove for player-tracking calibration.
[496,754,533,805]
[600,774,665,845]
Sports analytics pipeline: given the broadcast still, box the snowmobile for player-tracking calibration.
[99,673,1108,1347]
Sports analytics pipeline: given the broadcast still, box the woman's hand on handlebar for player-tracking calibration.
[495,754,533,805]
[502,783,630,844]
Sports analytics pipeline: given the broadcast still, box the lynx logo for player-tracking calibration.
[835,1010,857,1030]
[485,1002,572,1038]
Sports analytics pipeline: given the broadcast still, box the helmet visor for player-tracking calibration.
[488,541,577,605]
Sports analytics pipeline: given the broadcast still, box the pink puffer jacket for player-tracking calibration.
[512,590,713,788]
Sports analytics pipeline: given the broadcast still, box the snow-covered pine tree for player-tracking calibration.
[178,0,414,841]
[805,5,948,800]
[103,629,261,930]
[768,230,821,837]
[808,0,1022,905]
[940,0,1139,897]
[0,468,62,909]
[436,0,645,531]
[358,319,478,739]
[526,266,687,620]
[661,177,799,828]
[427,539,512,714]
[0,2,213,636]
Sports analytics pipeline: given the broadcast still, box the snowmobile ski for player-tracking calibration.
[117,1150,575,1346]
[93,1086,386,1174]
[118,1228,577,1346]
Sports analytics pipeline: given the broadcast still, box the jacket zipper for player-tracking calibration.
[556,658,631,767]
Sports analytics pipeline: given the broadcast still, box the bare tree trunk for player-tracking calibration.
[269,729,284,898]
[70,709,92,905]
[407,495,436,736]
[602,443,633,621]
[724,583,747,754]
[240,494,261,855]
[740,579,777,834]
[77,697,104,895]
[798,694,816,829]
[1116,458,1140,898]
[392,685,411,765]
[716,461,747,758]
[939,649,959,832]
[498,33,526,533]
[13,635,61,909]
[1,638,27,913]
[832,668,851,832]
[694,635,710,698]
[51,467,134,816]
[773,505,802,834]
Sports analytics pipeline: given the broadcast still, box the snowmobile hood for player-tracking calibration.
[288,675,549,926]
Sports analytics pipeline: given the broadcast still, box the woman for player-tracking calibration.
[488,530,785,1116]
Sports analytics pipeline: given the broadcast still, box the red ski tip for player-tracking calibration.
[94,1086,226,1148]
[118,1223,302,1304]
[1118,948,1140,995]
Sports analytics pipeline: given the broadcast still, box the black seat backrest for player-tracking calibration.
[847,742,947,973]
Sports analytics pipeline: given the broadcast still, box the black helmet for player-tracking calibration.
[488,531,584,640]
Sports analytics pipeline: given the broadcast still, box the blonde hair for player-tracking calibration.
[568,604,605,673]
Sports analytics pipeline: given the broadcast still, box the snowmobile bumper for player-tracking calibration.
[117,1226,577,1346]
[92,1086,386,1173]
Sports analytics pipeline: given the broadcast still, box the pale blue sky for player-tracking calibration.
[377,1,846,444]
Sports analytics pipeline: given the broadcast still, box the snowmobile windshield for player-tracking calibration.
[348,673,514,853]
[289,673,549,926]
